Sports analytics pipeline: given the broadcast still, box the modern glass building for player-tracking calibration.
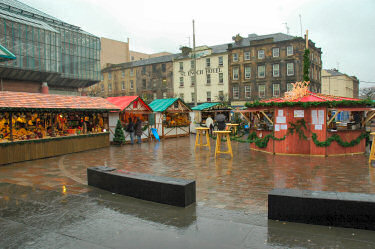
[0,0,101,94]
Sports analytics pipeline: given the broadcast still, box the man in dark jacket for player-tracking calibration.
[125,117,135,144]
[134,117,143,144]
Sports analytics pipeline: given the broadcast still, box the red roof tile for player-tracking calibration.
[106,96,152,112]
[0,91,120,111]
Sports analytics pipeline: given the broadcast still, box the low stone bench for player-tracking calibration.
[87,166,196,207]
[268,188,375,230]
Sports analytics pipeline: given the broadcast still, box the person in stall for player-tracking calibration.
[205,115,214,135]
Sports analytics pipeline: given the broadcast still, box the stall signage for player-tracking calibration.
[294,110,304,118]
[179,67,223,77]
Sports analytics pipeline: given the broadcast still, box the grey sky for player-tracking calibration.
[20,0,375,88]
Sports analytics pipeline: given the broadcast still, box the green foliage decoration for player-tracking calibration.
[303,49,310,82]
[287,119,308,140]
[244,99,373,109]
[311,132,369,147]
[113,120,126,145]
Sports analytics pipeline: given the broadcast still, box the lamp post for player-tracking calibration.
[193,20,197,106]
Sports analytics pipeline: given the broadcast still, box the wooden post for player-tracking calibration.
[305,30,309,49]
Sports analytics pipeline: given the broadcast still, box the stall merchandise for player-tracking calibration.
[238,82,373,156]
[106,96,153,142]
[190,103,231,133]
[0,91,119,165]
[149,98,192,138]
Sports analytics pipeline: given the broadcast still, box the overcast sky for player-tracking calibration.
[20,0,375,88]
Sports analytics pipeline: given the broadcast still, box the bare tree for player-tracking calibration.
[360,87,375,100]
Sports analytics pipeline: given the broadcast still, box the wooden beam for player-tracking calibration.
[240,112,250,123]
[260,111,273,125]
[363,111,375,126]
[327,111,341,126]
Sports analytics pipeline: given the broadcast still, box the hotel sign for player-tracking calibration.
[179,67,222,76]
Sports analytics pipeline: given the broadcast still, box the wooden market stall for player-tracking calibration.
[106,96,153,143]
[190,103,231,134]
[0,91,120,165]
[239,82,372,156]
[149,98,191,139]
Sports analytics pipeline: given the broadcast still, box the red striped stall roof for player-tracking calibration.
[0,91,120,111]
[106,96,152,112]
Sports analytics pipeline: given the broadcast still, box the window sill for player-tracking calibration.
[179,86,184,88]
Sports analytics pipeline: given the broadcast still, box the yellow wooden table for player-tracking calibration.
[195,127,210,150]
[226,123,239,134]
[213,130,233,158]
[369,132,375,164]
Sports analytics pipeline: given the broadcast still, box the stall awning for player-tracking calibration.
[106,96,152,112]
[0,91,120,112]
[0,44,16,62]
[262,91,360,103]
[191,102,231,111]
[149,98,191,112]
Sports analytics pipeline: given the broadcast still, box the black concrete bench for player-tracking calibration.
[87,166,196,207]
[268,188,375,230]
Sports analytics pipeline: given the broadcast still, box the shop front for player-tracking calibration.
[149,98,191,139]
[0,91,119,165]
[190,103,231,133]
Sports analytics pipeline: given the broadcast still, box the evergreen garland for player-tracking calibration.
[311,132,368,147]
[245,99,373,109]
[113,120,126,145]
[287,119,308,140]
[303,49,310,82]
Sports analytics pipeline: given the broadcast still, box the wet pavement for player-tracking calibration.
[1,136,375,248]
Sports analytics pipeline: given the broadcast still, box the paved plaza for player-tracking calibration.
[1,136,375,248]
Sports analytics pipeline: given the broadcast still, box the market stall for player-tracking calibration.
[239,82,372,156]
[0,91,119,165]
[190,103,231,134]
[149,98,191,139]
[106,96,153,143]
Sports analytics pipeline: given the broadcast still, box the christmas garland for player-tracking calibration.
[303,49,310,82]
[311,132,369,147]
[244,99,373,109]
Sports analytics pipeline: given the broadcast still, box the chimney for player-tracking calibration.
[41,82,49,94]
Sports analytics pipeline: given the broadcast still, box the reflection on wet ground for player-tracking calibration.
[1,136,375,248]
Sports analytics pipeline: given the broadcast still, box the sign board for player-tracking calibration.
[294,110,304,118]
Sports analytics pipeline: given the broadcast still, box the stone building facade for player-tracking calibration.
[173,45,229,105]
[100,55,177,101]
[228,33,322,105]
[321,69,359,98]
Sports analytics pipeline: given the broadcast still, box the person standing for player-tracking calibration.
[215,113,226,131]
[205,115,214,135]
[125,117,135,144]
[134,117,143,144]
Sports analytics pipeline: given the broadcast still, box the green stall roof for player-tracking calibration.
[191,102,221,111]
[149,98,179,112]
[0,44,16,62]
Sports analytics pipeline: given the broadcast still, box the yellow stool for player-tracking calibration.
[213,130,233,158]
[195,127,210,150]
[226,123,239,134]
[369,132,375,164]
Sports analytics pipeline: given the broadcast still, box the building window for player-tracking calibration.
[121,70,125,78]
[101,84,104,92]
[258,50,265,59]
[152,64,157,73]
[233,86,239,99]
[162,63,166,72]
[142,67,146,75]
[130,80,134,89]
[179,62,183,71]
[191,92,195,102]
[233,53,238,62]
[153,92,157,100]
[131,56,134,61]
[218,91,224,101]
[121,81,125,90]
[273,64,280,77]
[108,72,112,80]
[287,45,293,56]
[130,69,134,76]
[245,86,251,98]
[142,79,146,88]
[258,65,265,78]
[244,51,250,61]
[219,73,223,84]
[163,92,167,99]
[218,56,223,66]
[179,93,184,100]
[191,60,195,69]
[207,91,211,102]
[207,74,211,84]
[206,58,211,67]
[259,85,265,98]
[272,47,279,57]
[162,78,167,86]
[108,83,112,92]
[233,67,239,80]
[287,83,293,92]
[180,77,184,87]
[191,76,196,86]
[273,84,280,97]
[244,66,251,79]
[287,63,294,76]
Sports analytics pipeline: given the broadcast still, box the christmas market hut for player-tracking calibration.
[149,98,192,139]
[106,96,153,143]
[0,91,120,165]
[190,103,231,133]
[239,82,372,156]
